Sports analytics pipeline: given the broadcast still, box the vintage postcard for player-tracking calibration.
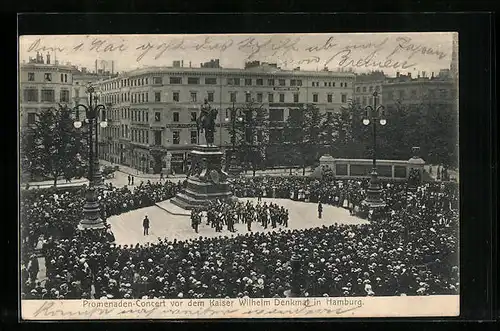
[19,32,459,320]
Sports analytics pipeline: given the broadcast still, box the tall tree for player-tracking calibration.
[21,105,87,186]
[284,104,325,175]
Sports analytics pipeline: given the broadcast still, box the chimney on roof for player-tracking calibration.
[46,52,51,64]
[408,72,412,78]
[181,60,184,67]
[396,71,400,78]
[422,71,426,78]
[431,72,434,79]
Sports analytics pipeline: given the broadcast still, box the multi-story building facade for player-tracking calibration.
[381,70,456,112]
[19,52,74,129]
[72,67,115,109]
[353,70,456,113]
[98,60,355,174]
[353,71,386,107]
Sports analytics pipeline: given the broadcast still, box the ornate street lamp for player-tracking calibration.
[225,102,244,176]
[73,83,108,230]
[362,91,387,209]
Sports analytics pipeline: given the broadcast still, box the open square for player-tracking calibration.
[108,198,368,245]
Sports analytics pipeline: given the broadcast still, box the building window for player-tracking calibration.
[362,97,367,105]
[256,78,263,86]
[173,131,180,145]
[297,79,302,86]
[293,93,299,103]
[191,112,197,122]
[279,79,285,86]
[207,92,214,102]
[173,112,179,122]
[375,86,380,92]
[369,86,373,92]
[41,89,55,102]
[154,131,162,146]
[227,78,240,86]
[155,92,161,102]
[173,92,179,102]
[344,83,348,88]
[44,73,52,82]
[268,93,274,103]
[153,77,163,85]
[332,82,336,87]
[362,87,367,92]
[328,82,332,87]
[269,109,284,122]
[327,94,333,103]
[170,77,182,84]
[190,92,197,102]
[257,93,263,103]
[230,92,237,103]
[356,87,360,92]
[341,94,347,103]
[146,112,149,122]
[267,79,275,86]
[60,90,70,102]
[190,131,197,144]
[24,89,38,102]
[279,93,285,103]
[245,78,252,86]
[155,112,161,122]
[245,93,252,102]
[205,77,217,85]
[324,82,327,87]
[188,77,200,85]
[27,113,36,125]
[28,72,34,81]
[313,94,318,103]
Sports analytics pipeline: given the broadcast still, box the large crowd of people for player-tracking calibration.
[21,173,459,300]
[20,180,182,266]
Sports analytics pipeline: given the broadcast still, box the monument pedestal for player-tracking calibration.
[170,145,234,210]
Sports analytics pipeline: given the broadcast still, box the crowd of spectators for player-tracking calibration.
[21,175,459,299]
[20,180,182,267]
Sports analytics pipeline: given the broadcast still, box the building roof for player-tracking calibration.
[98,65,356,82]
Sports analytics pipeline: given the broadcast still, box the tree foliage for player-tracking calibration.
[21,105,88,185]
[284,104,325,175]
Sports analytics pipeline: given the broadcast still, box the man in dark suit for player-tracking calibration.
[318,202,323,219]
[142,215,150,236]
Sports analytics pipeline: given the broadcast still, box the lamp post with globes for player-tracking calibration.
[73,83,108,230]
[362,91,387,209]
[225,102,244,176]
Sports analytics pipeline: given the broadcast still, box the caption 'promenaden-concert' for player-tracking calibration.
[20,33,458,309]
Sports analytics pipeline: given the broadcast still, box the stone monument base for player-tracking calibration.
[170,145,234,210]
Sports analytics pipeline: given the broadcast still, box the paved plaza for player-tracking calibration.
[107,198,368,246]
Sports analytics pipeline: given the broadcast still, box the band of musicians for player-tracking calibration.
[191,199,289,234]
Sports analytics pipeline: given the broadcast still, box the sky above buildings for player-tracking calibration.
[19,33,456,76]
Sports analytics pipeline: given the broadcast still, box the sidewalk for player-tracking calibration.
[24,178,89,190]
[100,160,187,180]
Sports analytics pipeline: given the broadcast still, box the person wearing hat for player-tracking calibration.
[143,215,150,236]
[317,201,323,219]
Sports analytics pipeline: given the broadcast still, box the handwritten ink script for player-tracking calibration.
[22,34,450,71]
[24,298,364,320]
